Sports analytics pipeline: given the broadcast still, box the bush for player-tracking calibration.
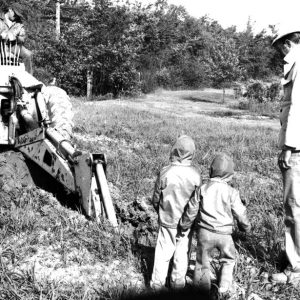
[266,82,282,102]
[155,68,171,88]
[246,80,267,103]
[245,80,281,103]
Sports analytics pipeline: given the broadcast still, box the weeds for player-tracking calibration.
[0,90,294,299]
[233,97,281,118]
[73,91,289,298]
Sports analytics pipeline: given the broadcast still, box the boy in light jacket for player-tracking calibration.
[179,153,251,295]
[150,135,201,290]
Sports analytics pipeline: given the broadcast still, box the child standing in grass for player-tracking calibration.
[150,135,201,290]
[179,153,251,295]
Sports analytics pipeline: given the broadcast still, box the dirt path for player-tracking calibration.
[86,89,280,130]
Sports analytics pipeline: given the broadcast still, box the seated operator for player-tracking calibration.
[0,3,33,74]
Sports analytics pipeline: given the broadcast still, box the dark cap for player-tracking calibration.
[9,3,24,20]
[170,135,196,163]
[210,153,234,179]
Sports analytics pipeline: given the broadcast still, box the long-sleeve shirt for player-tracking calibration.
[279,45,300,150]
[180,178,251,234]
[152,161,201,229]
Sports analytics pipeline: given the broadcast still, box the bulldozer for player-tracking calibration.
[0,41,118,228]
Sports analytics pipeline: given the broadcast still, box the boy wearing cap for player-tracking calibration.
[0,3,33,74]
[150,135,201,290]
[271,27,300,285]
[179,153,251,295]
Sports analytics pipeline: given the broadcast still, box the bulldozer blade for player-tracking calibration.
[73,152,94,218]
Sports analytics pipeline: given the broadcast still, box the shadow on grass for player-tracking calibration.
[134,243,155,287]
[183,96,222,104]
[121,286,211,300]
[207,110,240,117]
[195,110,247,119]
[233,231,288,271]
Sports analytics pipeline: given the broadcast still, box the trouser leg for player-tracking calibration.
[193,228,213,293]
[170,229,191,289]
[218,235,236,291]
[282,154,300,273]
[150,226,176,290]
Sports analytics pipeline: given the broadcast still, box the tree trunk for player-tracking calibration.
[56,0,60,41]
[87,70,93,100]
[222,87,225,103]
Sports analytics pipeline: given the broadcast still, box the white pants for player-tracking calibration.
[150,226,191,290]
[281,153,300,272]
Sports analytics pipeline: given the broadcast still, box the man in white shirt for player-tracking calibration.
[271,26,300,285]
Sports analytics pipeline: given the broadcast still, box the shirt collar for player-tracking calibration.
[210,177,227,184]
[283,45,300,77]
[171,161,192,167]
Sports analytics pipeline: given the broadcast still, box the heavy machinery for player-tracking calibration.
[0,41,118,228]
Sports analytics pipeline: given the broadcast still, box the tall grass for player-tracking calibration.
[0,90,296,299]
[72,95,293,298]
[233,98,281,119]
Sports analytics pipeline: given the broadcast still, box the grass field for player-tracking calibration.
[0,89,297,299]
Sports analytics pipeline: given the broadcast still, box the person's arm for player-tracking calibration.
[278,145,293,170]
[0,21,8,40]
[152,173,161,213]
[179,186,201,231]
[231,190,251,233]
[15,25,25,44]
[279,63,300,170]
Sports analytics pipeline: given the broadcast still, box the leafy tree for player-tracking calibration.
[208,37,242,101]
[0,0,282,96]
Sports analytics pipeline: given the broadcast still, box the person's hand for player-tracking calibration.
[278,149,292,170]
[7,32,16,42]
[0,31,8,40]
[176,228,188,239]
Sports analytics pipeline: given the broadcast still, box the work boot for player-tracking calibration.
[270,272,288,284]
[271,270,300,285]
[289,272,300,286]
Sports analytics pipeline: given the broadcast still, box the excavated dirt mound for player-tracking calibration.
[0,149,145,295]
[0,150,36,191]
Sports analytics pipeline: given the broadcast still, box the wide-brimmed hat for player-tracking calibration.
[9,3,24,20]
[272,24,300,45]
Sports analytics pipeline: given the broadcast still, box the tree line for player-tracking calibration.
[2,0,282,97]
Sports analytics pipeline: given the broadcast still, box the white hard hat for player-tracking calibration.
[272,24,300,45]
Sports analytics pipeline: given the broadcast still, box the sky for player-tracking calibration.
[141,0,300,34]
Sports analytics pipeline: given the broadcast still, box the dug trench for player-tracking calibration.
[0,149,157,296]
